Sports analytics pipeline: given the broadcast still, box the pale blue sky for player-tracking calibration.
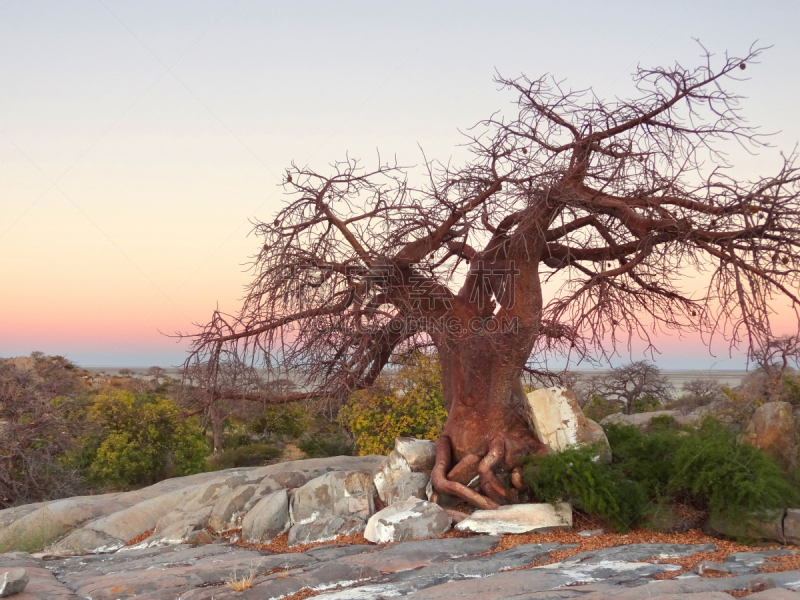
[1,1,799,369]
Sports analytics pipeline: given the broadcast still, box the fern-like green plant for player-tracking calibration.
[523,416,799,538]
[605,422,682,499]
[522,445,647,532]
[670,417,800,538]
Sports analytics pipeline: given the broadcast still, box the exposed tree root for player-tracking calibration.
[447,453,481,485]
[478,435,509,504]
[431,435,499,510]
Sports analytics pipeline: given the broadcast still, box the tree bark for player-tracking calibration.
[431,330,545,506]
[439,342,538,464]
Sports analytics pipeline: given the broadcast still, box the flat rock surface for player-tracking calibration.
[2,453,800,599]
[0,534,797,599]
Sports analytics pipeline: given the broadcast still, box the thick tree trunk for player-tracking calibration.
[439,342,537,463]
[430,333,545,508]
[427,238,549,508]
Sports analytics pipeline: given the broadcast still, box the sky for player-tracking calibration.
[1,0,799,370]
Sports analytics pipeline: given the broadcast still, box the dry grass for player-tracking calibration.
[225,568,255,591]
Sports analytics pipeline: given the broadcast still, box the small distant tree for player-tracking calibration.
[147,366,167,383]
[671,377,725,413]
[682,378,724,400]
[583,361,672,415]
[749,334,800,402]
[181,360,300,453]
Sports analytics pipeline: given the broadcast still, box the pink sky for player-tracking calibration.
[2,1,799,369]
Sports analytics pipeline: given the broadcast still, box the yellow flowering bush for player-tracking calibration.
[340,352,447,456]
[80,390,208,487]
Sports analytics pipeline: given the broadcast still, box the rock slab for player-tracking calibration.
[394,437,436,472]
[288,515,366,547]
[784,509,800,545]
[456,502,572,535]
[525,387,611,462]
[365,498,451,543]
[373,450,412,503]
[373,437,436,504]
[291,471,375,525]
[745,401,798,469]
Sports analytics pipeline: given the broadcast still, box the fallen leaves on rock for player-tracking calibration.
[124,528,154,546]
[488,525,799,579]
[761,552,800,573]
[724,590,753,598]
[282,587,335,600]
[219,509,800,600]
[237,531,372,554]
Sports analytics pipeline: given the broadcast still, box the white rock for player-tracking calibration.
[525,388,611,462]
[0,568,28,597]
[394,437,436,472]
[364,498,451,543]
[372,451,411,503]
[578,528,604,537]
[455,502,572,535]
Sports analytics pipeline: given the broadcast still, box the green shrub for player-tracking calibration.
[583,394,621,421]
[77,391,209,487]
[670,417,800,537]
[298,432,355,458]
[340,352,447,455]
[223,421,255,448]
[604,422,682,498]
[632,394,662,413]
[250,404,311,442]
[524,416,800,538]
[647,414,677,430]
[522,445,647,532]
[207,443,283,470]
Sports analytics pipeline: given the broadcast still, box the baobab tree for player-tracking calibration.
[748,333,800,401]
[579,361,672,415]
[185,46,800,510]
